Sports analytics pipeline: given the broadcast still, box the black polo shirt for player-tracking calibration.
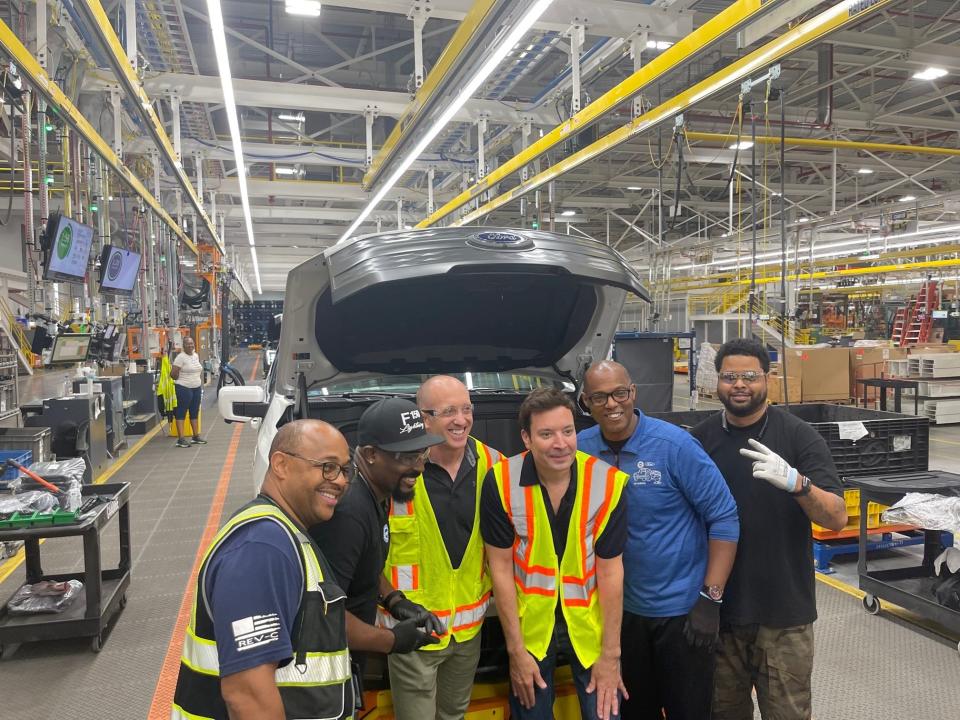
[691,406,842,628]
[422,439,481,569]
[308,473,389,628]
[479,453,627,560]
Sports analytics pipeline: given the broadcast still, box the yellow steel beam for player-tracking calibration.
[0,19,197,256]
[687,131,960,158]
[417,0,786,227]
[669,258,960,291]
[76,0,223,255]
[435,0,897,228]
[363,0,498,188]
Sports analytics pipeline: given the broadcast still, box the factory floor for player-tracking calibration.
[0,358,957,719]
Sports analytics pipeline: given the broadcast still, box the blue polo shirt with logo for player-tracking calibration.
[578,411,739,618]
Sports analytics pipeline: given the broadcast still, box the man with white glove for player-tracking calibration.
[691,338,847,720]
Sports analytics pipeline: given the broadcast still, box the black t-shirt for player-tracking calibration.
[308,474,389,627]
[422,439,481,569]
[479,453,627,560]
[691,407,842,628]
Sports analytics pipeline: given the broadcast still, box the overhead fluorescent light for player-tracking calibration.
[861,253,881,260]
[206,0,261,294]
[797,217,809,223]
[857,168,874,175]
[646,39,673,50]
[899,195,917,202]
[561,209,577,217]
[729,141,753,150]
[274,166,298,176]
[277,111,305,123]
[626,186,643,191]
[912,67,947,81]
[285,0,321,17]
[338,0,556,243]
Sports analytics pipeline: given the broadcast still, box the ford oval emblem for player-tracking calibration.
[468,231,534,251]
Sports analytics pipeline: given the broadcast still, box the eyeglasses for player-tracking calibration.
[718,371,765,384]
[584,387,633,407]
[390,448,431,466]
[421,404,474,418]
[280,451,356,483]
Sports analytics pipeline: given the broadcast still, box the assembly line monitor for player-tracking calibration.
[49,333,92,364]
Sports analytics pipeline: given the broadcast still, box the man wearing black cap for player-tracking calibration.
[309,398,446,670]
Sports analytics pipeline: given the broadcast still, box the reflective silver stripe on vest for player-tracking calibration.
[275,650,352,686]
[506,454,556,593]
[171,704,209,720]
[393,564,417,591]
[181,629,219,675]
[451,595,490,630]
[390,499,413,517]
[562,574,597,602]
[375,607,397,629]
[562,456,616,601]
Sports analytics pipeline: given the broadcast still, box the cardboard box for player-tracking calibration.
[768,373,801,404]
[849,346,908,400]
[785,347,851,402]
[909,344,956,354]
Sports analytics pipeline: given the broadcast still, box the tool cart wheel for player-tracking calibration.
[862,594,880,615]
[91,633,104,652]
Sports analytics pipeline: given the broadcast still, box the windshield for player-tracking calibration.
[308,372,572,397]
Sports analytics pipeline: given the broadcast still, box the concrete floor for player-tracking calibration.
[0,360,957,718]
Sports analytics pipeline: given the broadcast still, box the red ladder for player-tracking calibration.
[891,308,908,346]
[902,280,940,346]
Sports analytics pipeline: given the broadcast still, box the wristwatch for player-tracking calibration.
[701,584,723,602]
[793,475,812,497]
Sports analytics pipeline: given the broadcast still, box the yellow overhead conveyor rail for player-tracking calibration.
[417,0,787,227]
[434,0,897,228]
[76,0,224,255]
[363,0,498,189]
[686,132,960,158]
[0,18,198,256]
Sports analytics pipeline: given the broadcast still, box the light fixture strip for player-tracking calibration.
[207,0,262,294]
[337,0,556,244]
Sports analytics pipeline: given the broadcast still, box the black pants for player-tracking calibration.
[620,611,715,720]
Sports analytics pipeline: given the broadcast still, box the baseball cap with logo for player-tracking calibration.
[357,397,444,452]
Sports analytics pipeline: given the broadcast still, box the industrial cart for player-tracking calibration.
[846,472,960,655]
[0,482,131,655]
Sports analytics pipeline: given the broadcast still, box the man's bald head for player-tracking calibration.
[583,360,632,392]
[268,419,347,474]
[417,375,467,407]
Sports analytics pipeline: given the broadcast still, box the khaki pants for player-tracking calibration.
[387,633,482,720]
[712,623,814,720]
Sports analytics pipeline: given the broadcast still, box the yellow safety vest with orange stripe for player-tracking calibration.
[379,438,502,650]
[492,450,627,669]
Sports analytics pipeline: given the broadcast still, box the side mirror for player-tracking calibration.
[219,385,268,423]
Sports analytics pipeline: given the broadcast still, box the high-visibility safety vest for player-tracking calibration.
[492,450,627,669]
[171,499,353,720]
[379,438,502,650]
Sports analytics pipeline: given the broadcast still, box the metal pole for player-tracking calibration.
[749,101,757,326]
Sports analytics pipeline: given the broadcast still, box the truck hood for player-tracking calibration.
[273,227,649,396]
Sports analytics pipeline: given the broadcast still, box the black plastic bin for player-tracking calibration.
[651,403,929,480]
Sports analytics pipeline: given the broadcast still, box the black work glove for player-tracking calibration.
[389,617,441,654]
[682,594,721,651]
[389,596,446,637]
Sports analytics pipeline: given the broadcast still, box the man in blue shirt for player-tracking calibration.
[577,361,739,720]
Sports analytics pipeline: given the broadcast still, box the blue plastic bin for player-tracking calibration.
[0,450,33,480]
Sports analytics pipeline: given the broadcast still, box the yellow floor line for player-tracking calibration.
[0,420,167,584]
[816,572,960,642]
[930,436,960,446]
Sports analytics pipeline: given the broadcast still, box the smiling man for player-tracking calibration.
[380,376,503,720]
[309,398,446,677]
[481,388,629,720]
[172,420,354,720]
[577,361,739,720]
[691,339,847,720]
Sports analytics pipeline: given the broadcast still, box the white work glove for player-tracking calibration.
[739,438,801,493]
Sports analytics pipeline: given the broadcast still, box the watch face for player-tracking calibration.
[706,585,723,601]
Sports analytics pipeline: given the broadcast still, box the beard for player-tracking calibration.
[719,387,768,417]
[391,472,420,503]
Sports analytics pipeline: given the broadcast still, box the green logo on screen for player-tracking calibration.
[56,224,73,260]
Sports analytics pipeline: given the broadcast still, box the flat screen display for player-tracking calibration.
[44,215,95,283]
[50,333,92,363]
[99,245,142,295]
